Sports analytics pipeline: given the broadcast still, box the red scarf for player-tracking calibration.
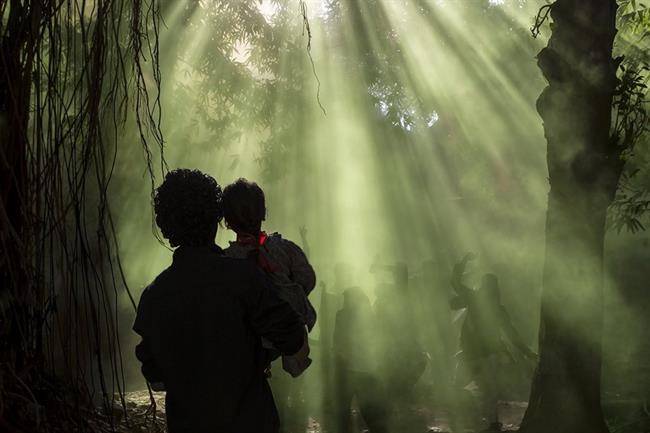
[236,231,279,273]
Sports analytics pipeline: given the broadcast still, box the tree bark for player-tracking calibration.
[519,1,622,433]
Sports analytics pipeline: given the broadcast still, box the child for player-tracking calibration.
[221,178,317,377]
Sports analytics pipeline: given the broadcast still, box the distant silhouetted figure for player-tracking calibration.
[371,261,427,402]
[419,259,455,403]
[133,169,306,433]
[450,253,536,432]
[222,178,316,377]
[334,288,389,433]
[318,263,348,431]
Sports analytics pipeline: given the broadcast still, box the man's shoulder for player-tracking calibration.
[144,254,253,286]
[144,252,264,299]
[142,266,173,295]
[134,268,174,332]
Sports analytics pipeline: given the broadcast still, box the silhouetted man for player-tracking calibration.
[333,288,388,433]
[450,253,536,432]
[133,169,307,433]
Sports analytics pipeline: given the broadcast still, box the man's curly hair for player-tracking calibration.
[154,169,223,247]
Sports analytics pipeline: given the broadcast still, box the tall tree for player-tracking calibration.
[519,1,641,432]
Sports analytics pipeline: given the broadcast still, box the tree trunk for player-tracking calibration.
[519,1,623,433]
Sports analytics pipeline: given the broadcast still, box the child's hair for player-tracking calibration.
[221,178,266,235]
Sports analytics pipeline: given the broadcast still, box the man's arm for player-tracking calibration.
[244,266,306,356]
[450,253,475,299]
[133,288,165,386]
[134,338,165,386]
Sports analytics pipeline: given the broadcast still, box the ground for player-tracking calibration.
[122,390,527,433]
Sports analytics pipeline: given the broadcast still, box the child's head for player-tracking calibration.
[222,178,266,235]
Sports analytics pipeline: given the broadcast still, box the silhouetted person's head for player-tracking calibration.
[393,262,408,287]
[343,287,370,310]
[154,169,223,247]
[221,178,266,235]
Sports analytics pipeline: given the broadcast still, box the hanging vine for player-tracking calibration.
[0,0,165,430]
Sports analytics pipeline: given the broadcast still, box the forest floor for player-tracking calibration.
[122,390,527,433]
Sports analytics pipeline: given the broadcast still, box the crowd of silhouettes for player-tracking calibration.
[277,252,537,433]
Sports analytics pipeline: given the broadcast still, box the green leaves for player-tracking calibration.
[608,59,650,233]
[608,176,650,233]
[618,0,650,38]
